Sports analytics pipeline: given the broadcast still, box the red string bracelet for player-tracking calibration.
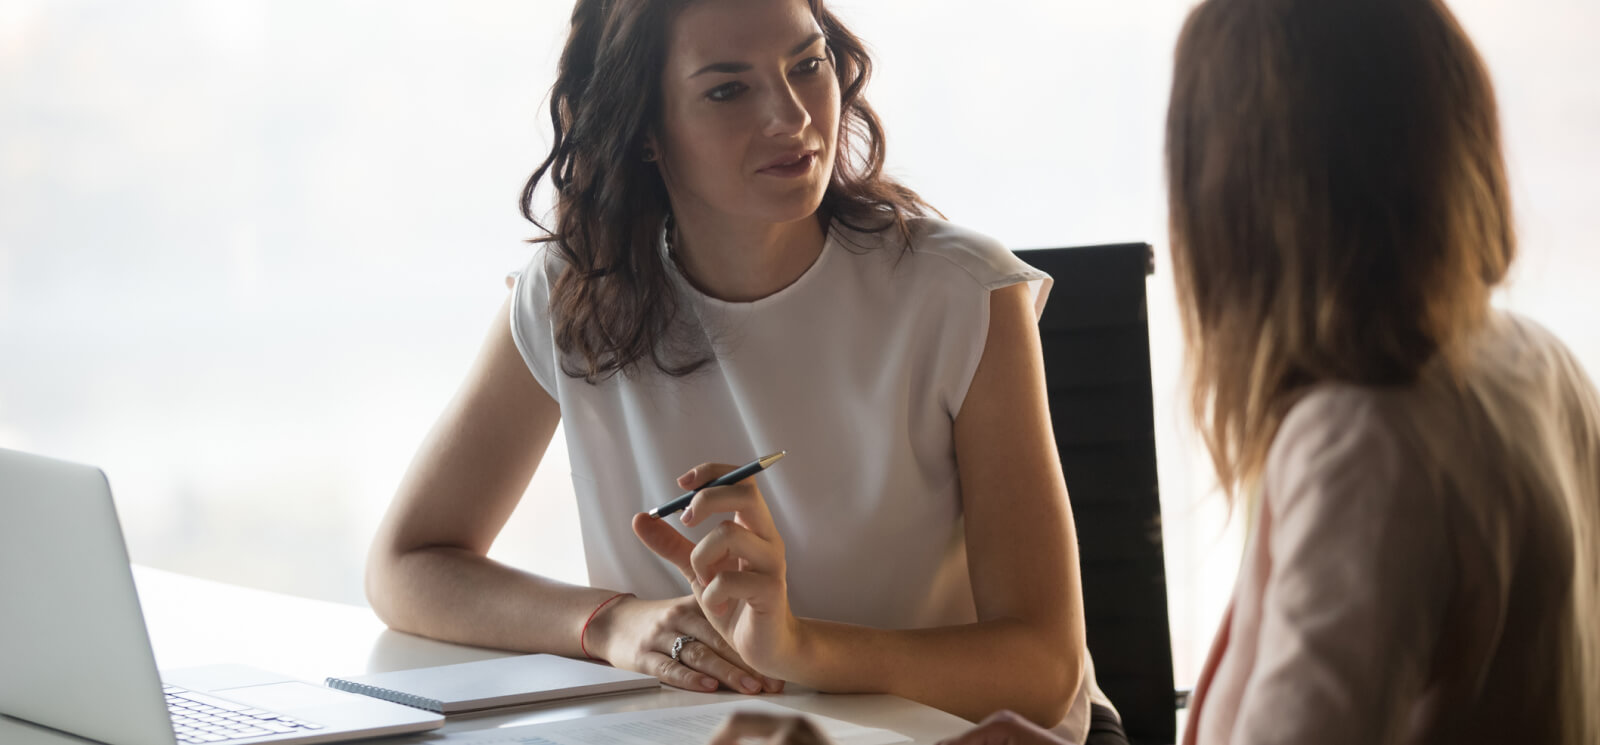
[580,592,632,661]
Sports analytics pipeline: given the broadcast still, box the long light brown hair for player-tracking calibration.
[522,0,931,383]
[1165,0,1515,497]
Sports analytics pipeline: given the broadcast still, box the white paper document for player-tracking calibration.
[450,700,912,745]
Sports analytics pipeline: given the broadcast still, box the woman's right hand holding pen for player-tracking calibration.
[582,593,782,695]
[633,462,804,682]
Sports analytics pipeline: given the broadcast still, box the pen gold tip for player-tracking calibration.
[758,451,786,468]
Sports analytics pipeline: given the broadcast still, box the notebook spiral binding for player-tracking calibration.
[324,678,443,713]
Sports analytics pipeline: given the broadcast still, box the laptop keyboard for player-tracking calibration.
[164,685,325,743]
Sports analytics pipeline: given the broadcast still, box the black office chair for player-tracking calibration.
[1019,243,1179,745]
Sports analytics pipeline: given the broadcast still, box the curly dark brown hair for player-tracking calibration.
[521,0,932,383]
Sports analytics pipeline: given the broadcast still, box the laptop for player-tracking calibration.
[0,447,445,745]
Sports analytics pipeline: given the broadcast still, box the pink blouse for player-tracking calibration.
[1184,313,1600,745]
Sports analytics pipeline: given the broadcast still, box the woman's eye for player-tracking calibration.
[794,56,827,75]
[706,82,746,102]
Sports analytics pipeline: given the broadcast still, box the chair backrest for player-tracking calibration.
[1019,243,1176,745]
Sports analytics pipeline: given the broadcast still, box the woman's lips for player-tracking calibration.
[758,152,817,178]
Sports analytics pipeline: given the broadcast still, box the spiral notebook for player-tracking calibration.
[324,654,659,714]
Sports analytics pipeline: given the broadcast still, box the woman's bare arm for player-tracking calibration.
[364,295,611,655]
[365,296,775,695]
[787,282,1087,724]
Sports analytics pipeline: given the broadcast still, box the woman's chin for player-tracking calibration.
[743,191,829,226]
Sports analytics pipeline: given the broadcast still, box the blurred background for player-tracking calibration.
[2,0,1596,687]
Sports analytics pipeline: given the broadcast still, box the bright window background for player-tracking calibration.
[2,0,1595,688]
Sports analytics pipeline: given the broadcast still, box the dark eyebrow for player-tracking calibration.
[788,32,825,58]
[688,33,825,79]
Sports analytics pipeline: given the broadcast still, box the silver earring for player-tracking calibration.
[642,146,658,163]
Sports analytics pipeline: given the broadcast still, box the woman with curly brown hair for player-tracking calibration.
[365,0,1120,742]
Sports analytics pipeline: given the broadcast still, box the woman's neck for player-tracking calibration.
[668,209,826,303]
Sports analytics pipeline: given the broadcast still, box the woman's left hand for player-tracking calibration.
[633,462,803,680]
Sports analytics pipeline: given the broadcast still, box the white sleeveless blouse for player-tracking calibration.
[510,217,1103,740]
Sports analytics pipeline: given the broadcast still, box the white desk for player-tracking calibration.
[0,567,974,745]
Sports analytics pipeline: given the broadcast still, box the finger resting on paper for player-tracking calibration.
[645,650,719,692]
[682,619,783,693]
[675,639,764,695]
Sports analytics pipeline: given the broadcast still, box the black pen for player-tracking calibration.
[647,451,787,519]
